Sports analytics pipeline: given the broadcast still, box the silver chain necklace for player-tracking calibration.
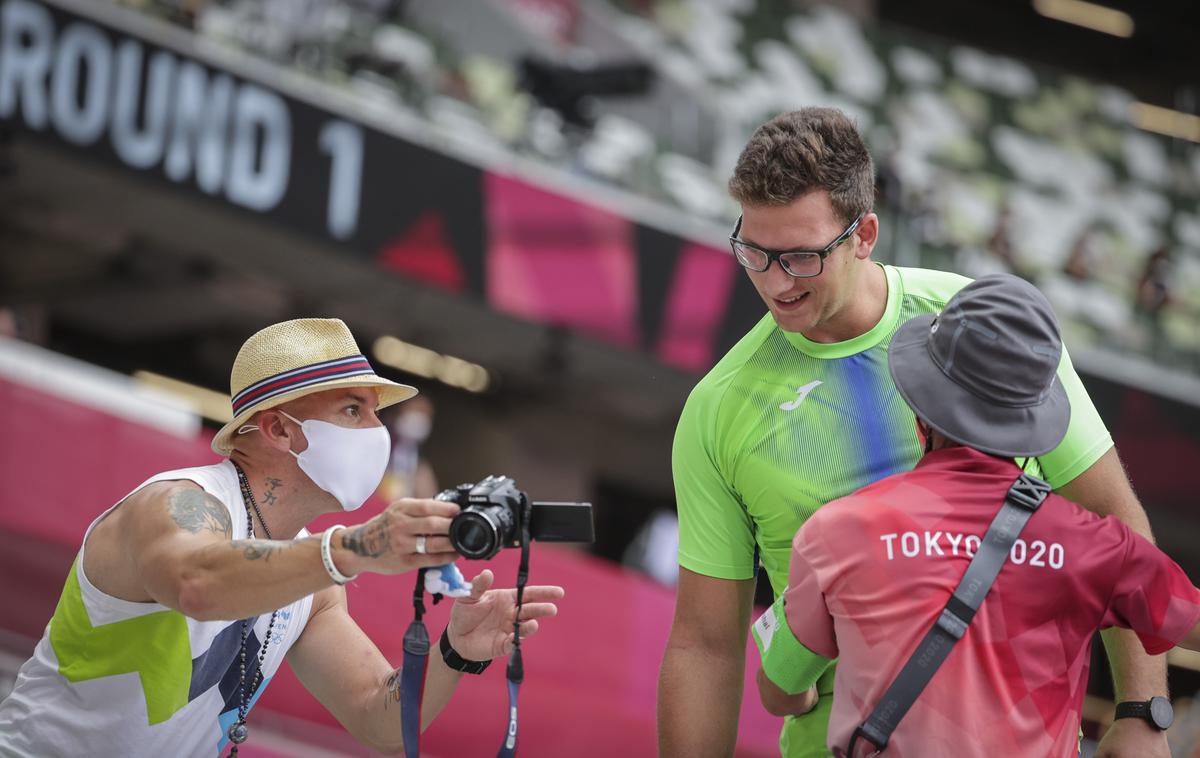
[228,462,278,756]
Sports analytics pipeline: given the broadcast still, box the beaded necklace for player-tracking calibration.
[228,462,279,756]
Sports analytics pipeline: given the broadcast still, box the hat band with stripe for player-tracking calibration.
[231,354,376,416]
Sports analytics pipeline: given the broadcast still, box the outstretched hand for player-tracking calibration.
[446,570,564,662]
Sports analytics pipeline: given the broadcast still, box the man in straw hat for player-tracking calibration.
[752,275,1200,756]
[0,318,564,757]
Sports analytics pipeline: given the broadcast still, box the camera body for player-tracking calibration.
[439,475,594,560]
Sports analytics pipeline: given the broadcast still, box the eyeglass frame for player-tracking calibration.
[729,212,865,278]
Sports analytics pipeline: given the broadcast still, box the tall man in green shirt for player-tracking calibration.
[656,107,1168,758]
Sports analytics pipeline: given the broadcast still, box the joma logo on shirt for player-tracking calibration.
[880,531,1065,569]
[780,380,822,411]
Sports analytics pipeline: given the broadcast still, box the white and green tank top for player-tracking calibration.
[0,461,313,757]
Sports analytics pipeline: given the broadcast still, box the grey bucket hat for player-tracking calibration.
[887,274,1071,458]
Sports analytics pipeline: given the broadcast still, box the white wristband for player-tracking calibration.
[321,525,358,586]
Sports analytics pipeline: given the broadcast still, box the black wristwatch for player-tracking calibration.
[439,629,491,675]
[1114,697,1174,730]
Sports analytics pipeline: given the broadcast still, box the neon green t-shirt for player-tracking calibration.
[672,264,1113,757]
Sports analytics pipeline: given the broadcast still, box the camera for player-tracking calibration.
[439,475,594,560]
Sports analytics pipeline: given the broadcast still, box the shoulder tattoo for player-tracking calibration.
[167,488,233,537]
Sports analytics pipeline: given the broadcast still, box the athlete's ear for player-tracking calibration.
[853,213,879,259]
[913,416,932,452]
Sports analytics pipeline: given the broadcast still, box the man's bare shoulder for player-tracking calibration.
[85,480,232,603]
[103,479,232,539]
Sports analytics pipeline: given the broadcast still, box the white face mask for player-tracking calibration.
[276,411,390,511]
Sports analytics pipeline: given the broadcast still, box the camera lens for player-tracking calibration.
[450,510,501,560]
[458,518,492,556]
[450,503,518,560]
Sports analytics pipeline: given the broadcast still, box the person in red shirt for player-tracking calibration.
[754,274,1200,757]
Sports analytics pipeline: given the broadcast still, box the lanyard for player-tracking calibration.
[400,498,534,758]
[497,506,532,758]
[401,569,430,758]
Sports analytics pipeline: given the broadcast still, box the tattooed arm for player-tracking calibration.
[101,480,332,620]
[84,481,465,622]
[285,584,464,752]
[288,570,562,752]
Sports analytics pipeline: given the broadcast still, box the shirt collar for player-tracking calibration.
[782,264,900,359]
[913,445,1023,476]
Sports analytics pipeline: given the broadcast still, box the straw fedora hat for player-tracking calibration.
[211,318,417,455]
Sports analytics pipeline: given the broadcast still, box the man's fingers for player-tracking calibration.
[515,602,558,622]
[470,569,494,599]
[413,536,453,554]
[402,516,454,536]
[514,585,564,602]
[396,499,460,519]
[517,620,539,638]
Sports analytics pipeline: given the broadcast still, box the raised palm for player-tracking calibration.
[447,570,564,661]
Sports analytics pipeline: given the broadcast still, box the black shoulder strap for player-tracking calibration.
[847,472,1052,756]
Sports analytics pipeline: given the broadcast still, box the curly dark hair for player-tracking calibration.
[728,108,875,224]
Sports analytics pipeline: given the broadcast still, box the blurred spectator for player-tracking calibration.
[1135,245,1173,356]
[380,392,439,500]
[1042,228,1130,340]
[0,306,47,344]
[874,146,903,213]
[958,199,1024,283]
[1136,245,1173,321]
[622,510,679,587]
[986,201,1020,274]
[0,309,16,339]
[907,187,946,249]
[1063,229,1101,281]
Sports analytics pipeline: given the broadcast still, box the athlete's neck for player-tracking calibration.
[802,263,888,344]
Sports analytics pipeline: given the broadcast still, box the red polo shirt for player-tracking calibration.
[785,446,1200,757]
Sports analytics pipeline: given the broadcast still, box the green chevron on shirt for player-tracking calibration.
[49,561,192,725]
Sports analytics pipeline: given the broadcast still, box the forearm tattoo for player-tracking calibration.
[236,541,280,562]
[168,489,233,537]
[232,536,317,562]
[383,669,402,710]
[341,520,391,558]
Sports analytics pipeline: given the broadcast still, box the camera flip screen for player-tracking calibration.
[529,502,594,543]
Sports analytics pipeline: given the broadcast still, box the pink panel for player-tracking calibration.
[0,377,220,546]
[656,243,739,372]
[485,172,640,348]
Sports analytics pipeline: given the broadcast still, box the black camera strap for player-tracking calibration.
[497,497,533,758]
[846,472,1051,757]
[401,568,431,758]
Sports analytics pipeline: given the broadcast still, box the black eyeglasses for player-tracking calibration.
[729,213,864,278]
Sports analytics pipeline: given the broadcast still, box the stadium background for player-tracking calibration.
[1,0,1199,755]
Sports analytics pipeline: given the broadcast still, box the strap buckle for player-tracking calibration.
[1006,473,1051,512]
[935,608,968,640]
[849,723,887,756]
